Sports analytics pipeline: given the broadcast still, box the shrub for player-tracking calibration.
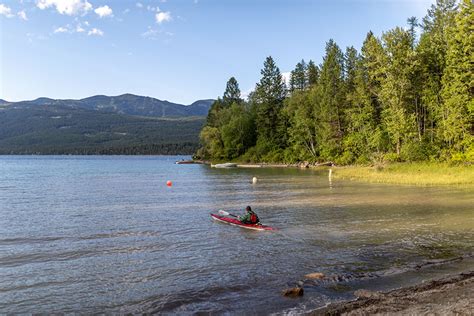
[400,141,428,162]
[336,151,355,165]
[240,146,259,163]
[384,152,401,163]
[465,144,474,163]
[262,149,284,162]
[355,154,371,165]
[283,147,300,164]
[450,152,465,163]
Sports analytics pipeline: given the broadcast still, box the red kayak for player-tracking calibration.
[210,212,275,231]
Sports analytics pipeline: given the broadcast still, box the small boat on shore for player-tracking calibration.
[175,160,195,164]
[175,160,206,164]
[211,162,237,168]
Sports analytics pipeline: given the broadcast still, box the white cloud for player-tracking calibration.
[136,2,143,8]
[52,21,102,36]
[88,28,103,36]
[54,26,69,33]
[0,4,14,18]
[141,27,159,39]
[147,5,160,12]
[155,11,171,24]
[76,24,85,32]
[94,5,112,18]
[123,8,130,14]
[141,26,174,40]
[37,0,92,16]
[281,72,291,86]
[17,10,28,20]
[26,32,49,43]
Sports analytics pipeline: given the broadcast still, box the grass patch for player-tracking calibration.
[332,162,474,186]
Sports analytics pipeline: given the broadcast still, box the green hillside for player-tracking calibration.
[7,94,214,117]
[0,104,205,155]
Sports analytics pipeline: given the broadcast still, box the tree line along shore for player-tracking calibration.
[195,0,473,170]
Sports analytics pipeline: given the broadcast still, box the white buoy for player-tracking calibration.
[329,169,333,189]
[252,177,258,184]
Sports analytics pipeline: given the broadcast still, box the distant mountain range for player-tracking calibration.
[1,94,214,117]
[0,94,215,155]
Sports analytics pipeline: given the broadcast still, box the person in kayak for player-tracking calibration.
[238,206,260,225]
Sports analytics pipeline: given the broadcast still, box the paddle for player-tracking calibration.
[218,210,239,218]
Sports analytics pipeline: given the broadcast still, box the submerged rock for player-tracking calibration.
[305,272,325,280]
[282,287,304,297]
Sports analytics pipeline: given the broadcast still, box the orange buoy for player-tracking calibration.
[166,180,172,187]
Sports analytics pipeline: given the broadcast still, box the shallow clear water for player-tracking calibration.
[0,156,473,313]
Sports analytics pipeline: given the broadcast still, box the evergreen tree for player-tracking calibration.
[417,0,457,143]
[344,46,358,96]
[343,53,381,162]
[199,78,245,159]
[254,56,287,147]
[361,31,385,125]
[380,27,418,155]
[307,60,319,86]
[289,59,307,92]
[407,16,419,49]
[223,77,242,105]
[313,39,345,159]
[205,98,224,128]
[440,0,473,154]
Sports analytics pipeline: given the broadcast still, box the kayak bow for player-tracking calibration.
[210,213,275,231]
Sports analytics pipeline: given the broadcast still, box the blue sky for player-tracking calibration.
[1,0,435,104]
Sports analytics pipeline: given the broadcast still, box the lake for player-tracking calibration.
[0,156,473,313]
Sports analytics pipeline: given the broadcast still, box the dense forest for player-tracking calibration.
[196,0,473,164]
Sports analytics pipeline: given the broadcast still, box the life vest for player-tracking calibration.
[250,212,259,224]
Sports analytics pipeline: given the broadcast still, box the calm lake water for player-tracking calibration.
[0,156,473,314]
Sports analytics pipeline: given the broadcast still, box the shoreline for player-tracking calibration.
[202,160,474,187]
[330,163,473,187]
[312,270,474,315]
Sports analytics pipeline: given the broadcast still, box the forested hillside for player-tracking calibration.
[196,0,473,164]
[0,102,206,155]
[3,94,213,118]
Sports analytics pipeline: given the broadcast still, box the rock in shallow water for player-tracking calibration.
[282,287,304,297]
[305,272,325,280]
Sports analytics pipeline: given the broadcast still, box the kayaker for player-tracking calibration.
[238,206,260,224]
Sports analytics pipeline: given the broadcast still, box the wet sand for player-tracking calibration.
[312,270,474,315]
